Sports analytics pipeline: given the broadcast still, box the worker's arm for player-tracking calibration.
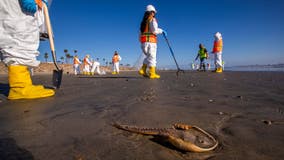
[19,0,37,14]
[195,54,199,61]
[150,18,163,35]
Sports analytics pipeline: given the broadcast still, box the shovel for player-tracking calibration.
[43,3,63,88]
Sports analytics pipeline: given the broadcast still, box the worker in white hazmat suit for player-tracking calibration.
[0,0,54,100]
[90,59,102,75]
[73,55,81,75]
[83,54,92,75]
[212,32,223,73]
[138,4,166,79]
[112,51,122,74]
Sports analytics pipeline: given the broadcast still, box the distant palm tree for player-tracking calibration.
[66,53,72,64]
[74,50,77,59]
[102,58,106,66]
[60,56,64,64]
[64,49,68,64]
[44,52,49,62]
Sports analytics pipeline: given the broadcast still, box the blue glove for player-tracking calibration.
[20,0,37,14]
[163,30,167,37]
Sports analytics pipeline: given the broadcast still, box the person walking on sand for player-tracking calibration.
[138,4,167,79]
[112,51,121,74]
[212,32,223,73]
[0,0,54,100]
[195,44,208,72]
[73,55,81,75]
[83,54,91,75]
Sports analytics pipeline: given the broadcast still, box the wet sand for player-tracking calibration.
[0,71,284,160]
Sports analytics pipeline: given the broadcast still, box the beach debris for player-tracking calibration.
[24,110,30,113]
[262,120,284,125]
[236,95,243,99]
[186,83,195,88]
[262,120,272,125]
[277,108,283,114]
[137,88,157,102]
[113,123,218,152]
[231,95,243,100]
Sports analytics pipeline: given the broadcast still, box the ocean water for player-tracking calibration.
[226,66,284,72]
[159,64,284,72]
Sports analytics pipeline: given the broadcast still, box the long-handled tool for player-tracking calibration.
[162,32,185,77]
[43,3,63,88]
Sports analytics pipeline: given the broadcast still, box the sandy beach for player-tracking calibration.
[0,71,284,160]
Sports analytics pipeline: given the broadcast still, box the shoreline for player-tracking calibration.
[0,71,284,160]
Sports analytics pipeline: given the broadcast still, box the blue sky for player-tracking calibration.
[39,0,284,67]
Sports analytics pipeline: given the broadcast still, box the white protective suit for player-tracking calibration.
[113,55,122,73]
[83,57,92,73]
[214,33,223,69]
[141,17,163,67]
[73,57,81,75]
[0,0,45,67]
[90,61,101,75]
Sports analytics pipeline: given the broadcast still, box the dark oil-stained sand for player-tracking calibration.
[0,71,284,160]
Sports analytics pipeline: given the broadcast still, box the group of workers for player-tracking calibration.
[137,5,224,77]
[0,1,223,100]
[73,51,122,76]
[194,32,223,72]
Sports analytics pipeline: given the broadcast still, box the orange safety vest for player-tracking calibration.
[140,17,157,43]
[73,57,80,64]
[213,39,223,53]
[35,0,43,9]
[83,58,90,66]
[112,55,120,63]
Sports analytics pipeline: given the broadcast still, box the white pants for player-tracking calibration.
[214,52,222,68]
[113,62,120,73]
[74,64,80,75]
[141,42,157,67]
[0,0,42,67]
[83,65,90,73]
[91,61,101,74]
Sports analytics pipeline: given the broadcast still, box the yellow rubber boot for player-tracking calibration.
[138,64,148,77]
[149,66,160,79]
[8,65,55,100]
[216,67,223,73]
